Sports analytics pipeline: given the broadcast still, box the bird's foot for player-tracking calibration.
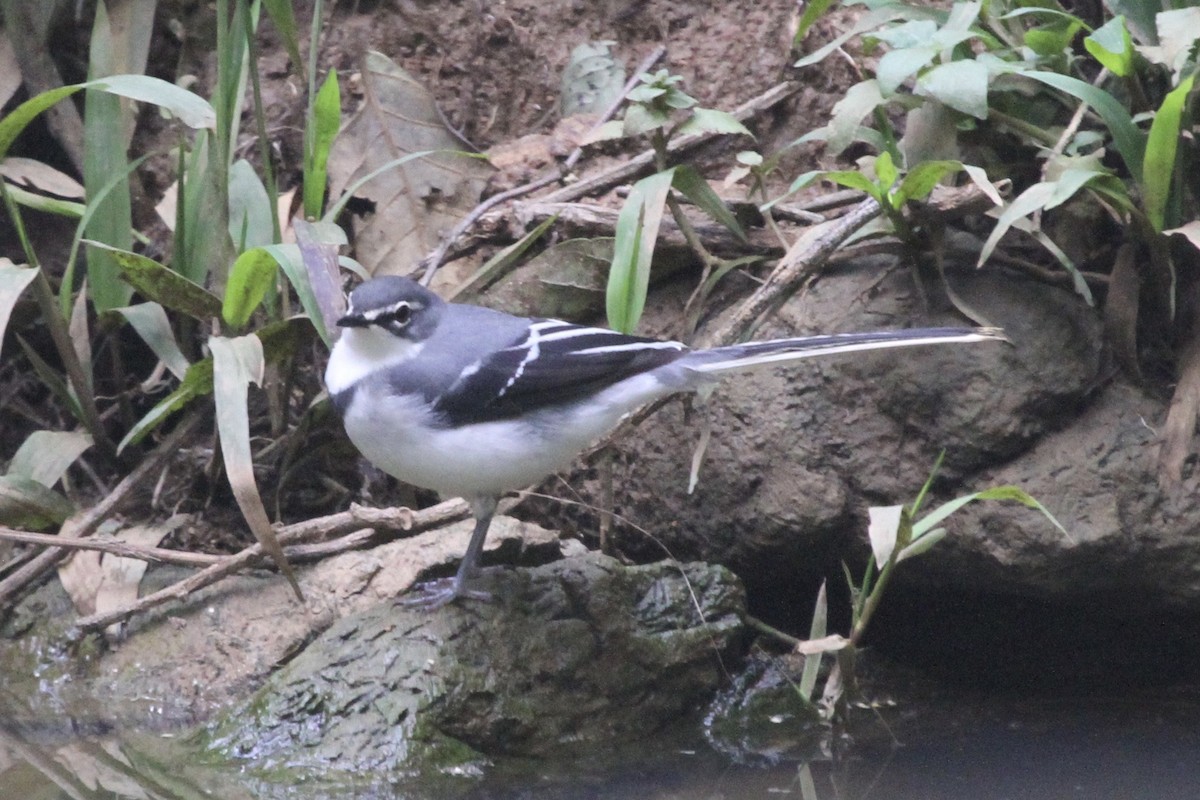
[398,576,492,610]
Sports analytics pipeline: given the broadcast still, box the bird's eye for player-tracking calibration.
[389,303,412,326]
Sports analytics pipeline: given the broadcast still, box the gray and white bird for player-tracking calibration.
[326,276,1002,608]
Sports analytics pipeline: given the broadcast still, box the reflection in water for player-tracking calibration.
[4,687,1200,800]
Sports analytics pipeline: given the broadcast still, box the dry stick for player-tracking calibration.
[0,527,220,568]
[0,412,204,610]
[698,197,885,348]
[68,499,470,638]
[418,45,668,285]
[537,80,800,207]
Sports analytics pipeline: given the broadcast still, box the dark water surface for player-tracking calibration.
[3,681,1199,800]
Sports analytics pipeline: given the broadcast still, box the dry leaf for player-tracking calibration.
[326,51,493,277]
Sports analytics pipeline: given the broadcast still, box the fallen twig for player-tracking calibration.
[0,412,204,610]
[67,499,469,638]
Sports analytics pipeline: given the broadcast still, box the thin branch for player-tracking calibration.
[67,498,470,638]
[0,411,204,610]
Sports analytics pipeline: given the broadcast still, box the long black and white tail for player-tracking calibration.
[684,327,1006,374]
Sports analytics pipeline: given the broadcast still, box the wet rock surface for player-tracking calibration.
[206,552,746,776]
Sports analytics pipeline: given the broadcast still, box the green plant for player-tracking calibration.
[592,70,755,334]
[790,455,1067,721]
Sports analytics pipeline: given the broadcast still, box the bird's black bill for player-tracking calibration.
[337,313,370,328]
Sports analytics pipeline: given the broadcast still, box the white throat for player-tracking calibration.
[325,327,424,395]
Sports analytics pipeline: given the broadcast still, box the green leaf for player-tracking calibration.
[88,74,216,129]
[671,164,747,242]
[83,1,134,314]
[0,475,76,529]
[896,159,962,203]
[0,259,37,361]
[875,150,898,192]
[1084,16,1134,77]
[1142,74,1194,233]
[449,213,560,301]
[228,158,273,251]
[89,241,223,320]
[623,103,671,137]
[303,69,341,218]
[822,169,883,200]
[223,247,279,329]
[8,430,93,488]
[916,60,989,120]
[1025,19,1083,57]
[607,168,675,333]
[978,181,1055,266]
[118,359,213,453]
[877,45,938,95]
[1017,69,1144,178]
[675,107,753,138]
[826,79,885,155]
[261,0,305,82]
[111,302,190,380]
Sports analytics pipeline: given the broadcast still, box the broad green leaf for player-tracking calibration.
[0,85,82,161]
[1084,16,1134,77]
[1025,18,1083,57]
[303,69,341,218]
[826,79,885,155]
[623,102,671,137]
[875,19,939,50]
[896,159,962,203]
[83,1,135,314]
[917,60,989,120]
[868,504,904,569]
[1142,75,1194,233]
[118,358,213,453]
[210,334,302,598]
[671,165,747,242]
[0,259,37,361]
[223,247,279,329]
[0,475,76,529]
[8,430,93,488]
[978,181,1055,266]
[88,74,216,129]
[822,169,882,199]
[877,45,937,95]
[607,168,674,333]
[60,151,156,319]
[112,302,190,380]
[875,150,898,192]
[911,485,1069,540]
[89,241,223,320]
[228,158,273,251]
[795,0,837,43]
[1017,69,1144,179]
[675,107,753,138]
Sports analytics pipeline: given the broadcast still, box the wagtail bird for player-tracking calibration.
[326,276,1003,608]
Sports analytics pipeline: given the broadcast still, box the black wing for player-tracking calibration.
[432,320,688,426]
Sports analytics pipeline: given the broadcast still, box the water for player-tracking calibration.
[4,682,1199,799]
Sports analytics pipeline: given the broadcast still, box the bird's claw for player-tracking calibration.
[399,577,492,610]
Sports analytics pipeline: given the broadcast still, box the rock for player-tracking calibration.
[205,552,747,777]
[544,263,1105,602]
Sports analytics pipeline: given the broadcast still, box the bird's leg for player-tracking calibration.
[400,495,498,609]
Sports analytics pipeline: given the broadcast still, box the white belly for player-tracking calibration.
[341,373,674,499]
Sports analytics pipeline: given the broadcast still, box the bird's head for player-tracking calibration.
[337,276,444,343]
